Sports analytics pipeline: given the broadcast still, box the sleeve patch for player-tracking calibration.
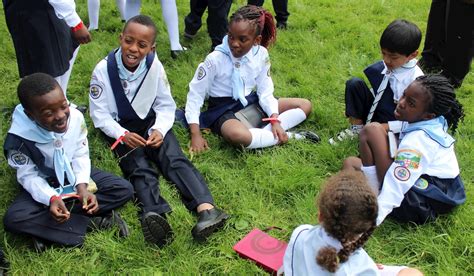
[394,149,422,170]
[89,83,103,99]
[414,178,429,190]
[197,66,207,80]
[11,152,28,166]
[394,166,410,181]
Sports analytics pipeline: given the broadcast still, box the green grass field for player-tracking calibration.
[0,0,472,274]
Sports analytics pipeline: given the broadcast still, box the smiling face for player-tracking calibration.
[119,22,156,71]
[24,86,70,133]
[381,48,416,71]
[227,20,261,58]
[394,81,435,123]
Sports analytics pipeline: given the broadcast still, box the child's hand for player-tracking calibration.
[76,183,99,215]
[190,133,209,154]
[271,123,288,144]
[72,24,92,44]
[123,132,147,148]
[146,130,164,148]
[49,199,70,223]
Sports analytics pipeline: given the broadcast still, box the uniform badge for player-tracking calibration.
[197,66,207,80]
[394,166,410,181]
[414,178,429,190]
[11,152,27,166]
[394,149,422,170]
[90,84,103,99]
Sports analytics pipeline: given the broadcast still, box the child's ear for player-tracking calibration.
[151,43,156,52]
[408,50,419,60]
[119,33,123,42]
[23,108,35,121]
[254,34,262,46]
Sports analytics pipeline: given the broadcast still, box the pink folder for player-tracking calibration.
[233,228,288,275]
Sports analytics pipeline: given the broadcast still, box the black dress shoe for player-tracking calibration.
[32,237,49,253]
[296,130,321,143]
[192,208,229,242]
[170,47,188,59]
[276,21,287,30]
[141,212,174,247]
[88,211,130,237]
[76,105,88,114]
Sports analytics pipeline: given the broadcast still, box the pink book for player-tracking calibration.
[233,228,288,275]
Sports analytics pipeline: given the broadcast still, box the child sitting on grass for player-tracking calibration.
[343,75,466,225]
[330,19,423,144]
[3,73,133,252]
[283,170,423,276]
[89,15,228,247]
[183,5,319,153]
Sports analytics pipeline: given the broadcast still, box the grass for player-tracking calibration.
[0,0,473,274]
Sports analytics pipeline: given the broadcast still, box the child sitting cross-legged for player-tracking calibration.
[3,73,133,252]
[343,75,466,225]
[183,5,319,153]
[89,15,229,247]
[283,170,423,276]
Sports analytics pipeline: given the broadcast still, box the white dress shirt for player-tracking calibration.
[48,0,81,27]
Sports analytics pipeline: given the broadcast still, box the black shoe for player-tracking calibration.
[141,212,174,247]
[32,237,49,253]
[192,208,229,242]
[277,21,287,30]
[184,30,196,40]
[296,130,321,143]
[89,211,130,237]
[76,105,88,114]
[170,47,188,59]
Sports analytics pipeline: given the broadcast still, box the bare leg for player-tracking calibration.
[277,97,312,116]
[220,119,253,147]
[342,156,363,171]
[359,123,393,182]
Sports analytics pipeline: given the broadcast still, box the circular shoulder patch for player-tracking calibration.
[89,84,103,99]
[394,166,410,181]
[414,178,429,190]
[197,66,207,80]
[11,152,27,166]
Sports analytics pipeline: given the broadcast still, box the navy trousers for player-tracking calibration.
[112,130,215,215]
[248,0,289,24]
[3,168,133,246]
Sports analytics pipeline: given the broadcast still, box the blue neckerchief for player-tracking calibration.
[215,35,259,107]
[8,105,76,186]
[402,116,455,148]
[115,48,147,82]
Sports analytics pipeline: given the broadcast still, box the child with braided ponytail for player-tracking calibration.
[183,5,319,153]
[283,170,422,275]
[344,74,466,225]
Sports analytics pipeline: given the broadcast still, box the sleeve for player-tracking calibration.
[376,132,436,225]
[185,56,217,125]
[7,150,58,206]
[149,64,177,138]
[283,225,312,275]
[48,0,81,27]
[388,120,403,133]
[89,67,129,140]
[255,50,279,117]
[71,114,91,186]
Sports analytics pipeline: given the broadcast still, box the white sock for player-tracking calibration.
[87,0,100,30]
[262,108,307,132]
[116,0,126,20]
[246,128,278,149]
[361,165,381,195]
[288,132,304,140]
[160,0,182,50]
[55,46,79,96]
[125,0,141,20]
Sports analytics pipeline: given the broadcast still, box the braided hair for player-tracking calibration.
[416,74,464,132]
[316,170,378,273]
[229,5,277,48]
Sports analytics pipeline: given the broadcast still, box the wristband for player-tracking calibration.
[262,117,281,124]
[71,21,84,33]
[50,195,61,204]
[111,131,129,150]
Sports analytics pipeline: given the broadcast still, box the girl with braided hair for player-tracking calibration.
[283,170,422,275]
[183,5,319,153]
[344,74,466,225]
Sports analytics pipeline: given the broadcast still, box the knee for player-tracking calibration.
[298,98,312,116]
[221,127,251,146]
[345,77,364,90]
[397,268,424,276]
[3,206,24,231]
[342,156,362,171]
[359,122,383,142]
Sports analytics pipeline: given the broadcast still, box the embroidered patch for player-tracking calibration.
[394,166,410,181]
[414,178,429,190]
[89,84,103,99]
[394,149,422,170]
[197,66,206,80]
[11,152,27,166]
[204,59,213,69]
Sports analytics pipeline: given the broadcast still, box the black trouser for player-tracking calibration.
[344,77,396,124]
[421,0,474,86]
[184,0,232,47]
[248,0,289,24]
[112,130,215,215]
[3,168,133,246]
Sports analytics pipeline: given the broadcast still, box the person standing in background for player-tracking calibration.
[248,0,289,29]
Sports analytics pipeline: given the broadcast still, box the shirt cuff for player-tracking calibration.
[388,120,403,133]
[64,12,81,28]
